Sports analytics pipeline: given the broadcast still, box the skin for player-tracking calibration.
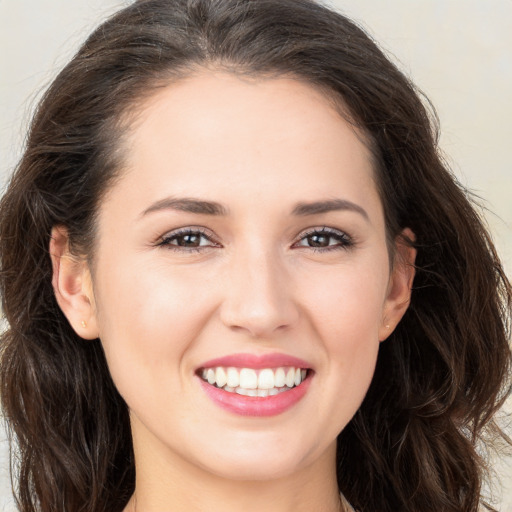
[50,71,416,512]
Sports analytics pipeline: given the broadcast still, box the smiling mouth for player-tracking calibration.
[198,366,309,397]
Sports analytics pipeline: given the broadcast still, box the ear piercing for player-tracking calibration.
[81,320,87,329]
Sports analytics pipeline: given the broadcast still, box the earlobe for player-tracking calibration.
[49,226,99,340]
[379,228,416,341]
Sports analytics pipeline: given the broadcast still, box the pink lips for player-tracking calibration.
[199,352,311,370]
[197,353,313,417]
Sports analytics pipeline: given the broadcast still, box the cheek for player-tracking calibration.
[300,256,388,405]
[92,257,217,396]
[303,256,389,342]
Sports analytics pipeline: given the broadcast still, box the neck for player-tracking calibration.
[126,484,347,512]
[124,439,346,512]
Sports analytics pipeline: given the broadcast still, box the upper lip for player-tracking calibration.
[198,352,312,370]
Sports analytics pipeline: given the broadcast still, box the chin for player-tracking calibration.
[191,432,329,482]
[205,454,308,482]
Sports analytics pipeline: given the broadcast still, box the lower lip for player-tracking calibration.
[198,374,312,417]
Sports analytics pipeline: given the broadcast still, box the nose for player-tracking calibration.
[219,245,300,338]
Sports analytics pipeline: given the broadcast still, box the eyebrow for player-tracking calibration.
[141,197,369,221]
[141,197,229,217]
[291,199,369,221]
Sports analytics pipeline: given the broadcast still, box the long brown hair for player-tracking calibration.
[1,1,510,511]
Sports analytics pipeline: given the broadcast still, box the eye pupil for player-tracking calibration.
[178,234,200,246]
[308,234,330,247]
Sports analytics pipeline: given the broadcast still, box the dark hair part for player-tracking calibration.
[1,1,510,511]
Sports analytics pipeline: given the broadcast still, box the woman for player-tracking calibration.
[0,0,510,511]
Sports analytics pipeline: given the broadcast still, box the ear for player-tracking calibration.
[49,226,99,340]
[378,228,416,341]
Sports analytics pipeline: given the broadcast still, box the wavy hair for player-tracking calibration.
[1,1,510,511]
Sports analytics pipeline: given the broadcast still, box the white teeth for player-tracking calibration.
[285,368,295,387]
[232,385,294,396]
[200,365,309,396]
[294,368,301,386]
[226,367,239,388]
[258,368,275,389]
[239,368,258,389]
[215,367,227,388]
[274,367,285,387]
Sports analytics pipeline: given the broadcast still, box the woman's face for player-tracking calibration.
[58,72,414,482]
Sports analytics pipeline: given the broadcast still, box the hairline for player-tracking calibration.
[84,64,395,273]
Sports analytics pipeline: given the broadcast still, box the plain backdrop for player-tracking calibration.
[1,1,511,510]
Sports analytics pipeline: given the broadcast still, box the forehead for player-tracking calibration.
[106,71,381,221]
[125,70,369,160]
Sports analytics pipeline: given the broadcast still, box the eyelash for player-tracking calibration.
[156,226,353,253]
[294,227,353,252]
[157,227,218,253]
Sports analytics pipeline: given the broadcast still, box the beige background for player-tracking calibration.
[0,0,511,510]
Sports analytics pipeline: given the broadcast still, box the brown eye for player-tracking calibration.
[158,228,219,252]
[306,233,331,247]
[172,233,203,247]
[294,228,353,252]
